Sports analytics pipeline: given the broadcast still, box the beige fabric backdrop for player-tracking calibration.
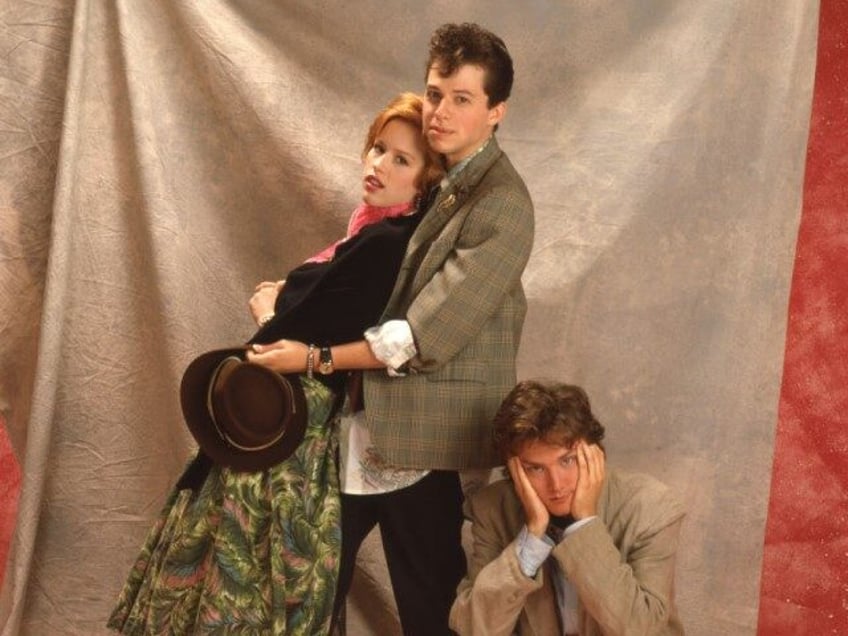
[0,1,817,634]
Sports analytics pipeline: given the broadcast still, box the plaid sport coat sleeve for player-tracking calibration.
[404,165,534,371]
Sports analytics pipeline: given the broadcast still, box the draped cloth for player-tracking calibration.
[0,2,820,634]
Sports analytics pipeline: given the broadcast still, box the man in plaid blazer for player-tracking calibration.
[341,23,534,635]
[250,22,535,636]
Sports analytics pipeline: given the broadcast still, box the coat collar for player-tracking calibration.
[406,136,504,254]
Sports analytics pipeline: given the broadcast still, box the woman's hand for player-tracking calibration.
[247,339,308,373]
[507,456,550,538]
[249,280,285,325]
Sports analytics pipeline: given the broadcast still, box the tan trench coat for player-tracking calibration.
[450,469,686,635]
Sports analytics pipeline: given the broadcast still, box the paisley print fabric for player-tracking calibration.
[108,377,340,635]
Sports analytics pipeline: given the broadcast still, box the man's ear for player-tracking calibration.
[487,101,507,128]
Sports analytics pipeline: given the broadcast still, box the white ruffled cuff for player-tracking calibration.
[364,320,417,376]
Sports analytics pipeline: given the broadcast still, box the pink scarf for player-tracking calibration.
[305,200,415,263]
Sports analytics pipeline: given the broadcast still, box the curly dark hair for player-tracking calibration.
[492,380,606,459]
[426,22,514,107]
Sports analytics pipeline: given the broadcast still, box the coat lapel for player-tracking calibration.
[522,562,564,635]
[405,137,504,257]
[383,138,503,318]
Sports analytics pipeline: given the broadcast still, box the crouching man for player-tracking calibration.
[449,380,685,636]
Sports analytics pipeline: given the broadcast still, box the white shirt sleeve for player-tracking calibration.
[515,525,554,578]
[514,517,597,578]
[364,320,418,376]
[564,516,596,536]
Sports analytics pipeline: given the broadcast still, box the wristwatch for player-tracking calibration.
[317,346,334,375]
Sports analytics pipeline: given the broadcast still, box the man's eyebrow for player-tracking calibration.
[426,85,477,97]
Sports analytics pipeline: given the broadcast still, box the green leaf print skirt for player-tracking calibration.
[107,377,340,635]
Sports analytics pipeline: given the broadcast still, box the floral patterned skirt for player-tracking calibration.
[107,377,340,636]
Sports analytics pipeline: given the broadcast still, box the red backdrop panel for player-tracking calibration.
[0,416,21,591]
[758,0,848,633]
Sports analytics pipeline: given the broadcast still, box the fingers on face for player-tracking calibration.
[508,457,533,495]
[578,443,604,483]
[507,456,522,483]
[577,442,587,462]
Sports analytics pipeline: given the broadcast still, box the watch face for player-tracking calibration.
[319,347,333,374]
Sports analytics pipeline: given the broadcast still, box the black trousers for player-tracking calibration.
[332,470,466,636]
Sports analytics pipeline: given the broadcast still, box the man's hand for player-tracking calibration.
[572,442,605,520]
[247,339,308,374]
[508,457,549,538]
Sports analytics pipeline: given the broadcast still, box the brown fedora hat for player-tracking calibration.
[180,347,308,472]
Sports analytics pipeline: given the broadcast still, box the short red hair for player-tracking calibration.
[362,92,445,193]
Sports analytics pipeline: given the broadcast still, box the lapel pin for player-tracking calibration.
[437,193,456,212]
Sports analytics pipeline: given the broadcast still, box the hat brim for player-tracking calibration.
[180,347,308,472]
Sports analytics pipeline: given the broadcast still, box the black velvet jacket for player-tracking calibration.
[249,212,421,350]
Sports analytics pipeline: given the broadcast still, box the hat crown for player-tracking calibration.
[180,347,308,472]
[209,358,293,450]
